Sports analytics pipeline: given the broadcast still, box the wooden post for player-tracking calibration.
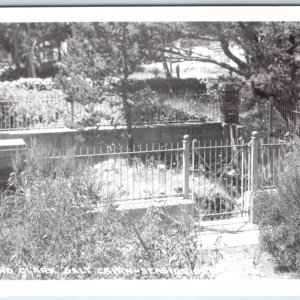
[176,64,180,79]
[182,134,190,199]
[250,131,259,223]
[269,96,274,136]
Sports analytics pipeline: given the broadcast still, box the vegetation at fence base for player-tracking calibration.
[0,86,68,129]
[0,78,56,91]
[254,141,300,272]
[77,88,209,128]
[128,78,207,97]
[194,192,235,221]
[0,144,215,279]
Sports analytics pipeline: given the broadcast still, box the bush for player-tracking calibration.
[254,141,300,272]
[0,143,214,279]
[128,78,207,96]
[0,78,56,91]
[76,88,208,127]
[0,86,68,129]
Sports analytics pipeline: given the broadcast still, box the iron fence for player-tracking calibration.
[240,95,300,139]
[272,100,300,138]
[38,141,184,203]
[258,136,293,188]
[4,132,296,222]
[0,95,73,130]
[0,92,221,131]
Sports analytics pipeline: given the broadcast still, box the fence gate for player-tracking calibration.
[191,138,251,222]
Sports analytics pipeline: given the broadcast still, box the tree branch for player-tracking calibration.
[217,32,249,70]
[159,47,246,77]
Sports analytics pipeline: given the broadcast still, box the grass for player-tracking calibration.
[0,145,221,279]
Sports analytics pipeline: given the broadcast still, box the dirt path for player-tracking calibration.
[207,244,299,279]
[198,219,299,279]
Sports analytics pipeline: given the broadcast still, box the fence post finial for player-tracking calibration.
[182,134,190,199]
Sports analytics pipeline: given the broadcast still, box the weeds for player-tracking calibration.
[254,139,300,272]
[0,143,216,279]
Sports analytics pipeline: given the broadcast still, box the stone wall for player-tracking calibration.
[0,122,243,150]
[0,139,26,190]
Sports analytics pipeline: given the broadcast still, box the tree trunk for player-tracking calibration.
[122,91,134,153]
[12,24,21,75]
[26,23,36,78]
[121,23,134,152]
[58,41,62,61]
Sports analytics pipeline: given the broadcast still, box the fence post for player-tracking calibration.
[250,131,259,223]
[269,96,274,136]
[182,134,190,199]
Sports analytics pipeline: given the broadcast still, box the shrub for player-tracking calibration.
[254,141,300,272]
[194,192,234,221]
[0,86,68,129]
[0,78,56,91]
[128,78,207,96]
[76,88,208,127]
[0,143,214,279]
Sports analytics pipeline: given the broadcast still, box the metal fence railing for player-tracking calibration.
[0,95,73,130]
[36,141,185,203]
[272,100,300,138]
[4,132,295,221]
[240,95,300,139]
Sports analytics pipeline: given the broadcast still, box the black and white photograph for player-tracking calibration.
[1,6,300,281]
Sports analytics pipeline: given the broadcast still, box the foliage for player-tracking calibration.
[128,78,207,96]
[0,23,72,78]
[0,80,212,130]
[254,140,300,272]
[0,144,214,279]
[0,86,68,129]
[0,77,55,90]
[175,22,300,103]
[75,88,209,128]
[56,22,171,149]
[194,192,234,221]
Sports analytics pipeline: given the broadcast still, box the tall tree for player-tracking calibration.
[0,23,72,78]
[161,22,300,103]
[57,22,162,151]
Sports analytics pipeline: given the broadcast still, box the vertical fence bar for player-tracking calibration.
[182,134,190,199]
[250,131,260,223]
